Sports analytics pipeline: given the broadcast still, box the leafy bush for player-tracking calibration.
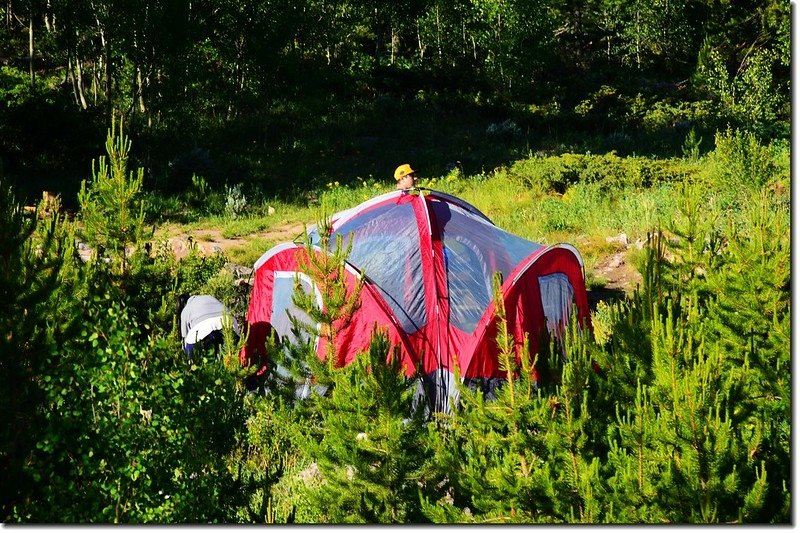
[509,152,699,195]
[0,67,32,109]
[17,290,250,522]
[174,250,229,296]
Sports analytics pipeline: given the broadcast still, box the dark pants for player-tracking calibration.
[185,330,237,362]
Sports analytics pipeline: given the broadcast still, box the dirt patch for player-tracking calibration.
[592,250,642,292]
[159,223,305,260]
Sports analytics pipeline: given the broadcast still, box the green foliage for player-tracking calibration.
[3,158,255,523]
[243,223,424,523]
[224,183,248,220]
[510,152,698,195]
[288,216,363,380]
[0,182,76,521]
[424,291,602,523]
[291,332,427,523]
[681,128,702,161]
[694,43,787,137]
[241,393,315,523]
[0,66,32,109]
[12,280,250,522]
[174,250,229,297]
[704,128,780,210]
[77,118,152,274]
[0,18,789,519]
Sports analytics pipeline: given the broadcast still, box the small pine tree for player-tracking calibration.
[293,331,427,523]
[0,182,74,521]
[422,274,603,523]
[77,116,151,275]
[277,215,363,390]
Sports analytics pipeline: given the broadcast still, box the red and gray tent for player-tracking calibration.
[241,189,590,411]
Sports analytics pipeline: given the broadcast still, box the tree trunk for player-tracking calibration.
[92,62,98,105]
[68,55,79,106]
[104,32,112,122]
[137,68,145,113]
[75,54,88,109]
[416,21,425,60]
[93,2,112,120]
[390,25,395,65]
[28,11,34,89]
[44,0,51,32]
[130,62,138,115]
[373,7,381,64]
[462,17,467,58]
[635,7,641,69]
[435,4,442,60]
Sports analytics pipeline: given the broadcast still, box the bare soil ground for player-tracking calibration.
[158,223,305,260]
[593,249,642,292]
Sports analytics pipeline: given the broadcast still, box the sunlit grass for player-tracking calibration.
[153,153,701,284]
[226,236,294,267]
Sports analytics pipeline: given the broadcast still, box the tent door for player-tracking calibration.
[537,272,575,339]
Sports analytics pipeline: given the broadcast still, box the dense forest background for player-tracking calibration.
[0,0,791,525]
[0,0,790,202]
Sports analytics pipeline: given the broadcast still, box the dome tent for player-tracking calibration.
[240,189,591,412]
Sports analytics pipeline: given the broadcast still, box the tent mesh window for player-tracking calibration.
[272,271,320,347]
[332,202,427,334]
[432,199,542,333]
[537,272,575,339]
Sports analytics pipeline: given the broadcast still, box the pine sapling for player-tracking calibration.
[285,215,363,388]
[77,116,151,275]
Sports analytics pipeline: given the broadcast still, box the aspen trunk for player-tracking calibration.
[75,54,88,109]
[28,12,34,89]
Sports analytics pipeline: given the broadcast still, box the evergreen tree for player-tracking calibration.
[0,181,74,520]
[702,191,790,522]
[77,116,151,275]
[423,274,603,523]
[596,182,789,523]
[295,331,428,523]
[273,215,363,392]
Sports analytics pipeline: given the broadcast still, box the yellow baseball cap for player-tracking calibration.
[394,163,415,181]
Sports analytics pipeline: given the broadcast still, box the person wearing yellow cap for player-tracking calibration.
[394,163,417,190]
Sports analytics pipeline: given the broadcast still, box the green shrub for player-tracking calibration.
[174,250,228,296]
[288,333,428,523]
[509,153,699,196]
[224,183,249,219]
[0,66,32,109]
[704,128,781,212]
[0,182,77,521]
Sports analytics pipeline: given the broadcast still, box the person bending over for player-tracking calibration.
[177,294,240,361]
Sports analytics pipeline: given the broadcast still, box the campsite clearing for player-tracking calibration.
[154,224,641,296]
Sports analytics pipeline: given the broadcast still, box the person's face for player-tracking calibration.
[397,173,416,189]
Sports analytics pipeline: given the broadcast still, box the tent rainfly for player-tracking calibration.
[240,189,591,412]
